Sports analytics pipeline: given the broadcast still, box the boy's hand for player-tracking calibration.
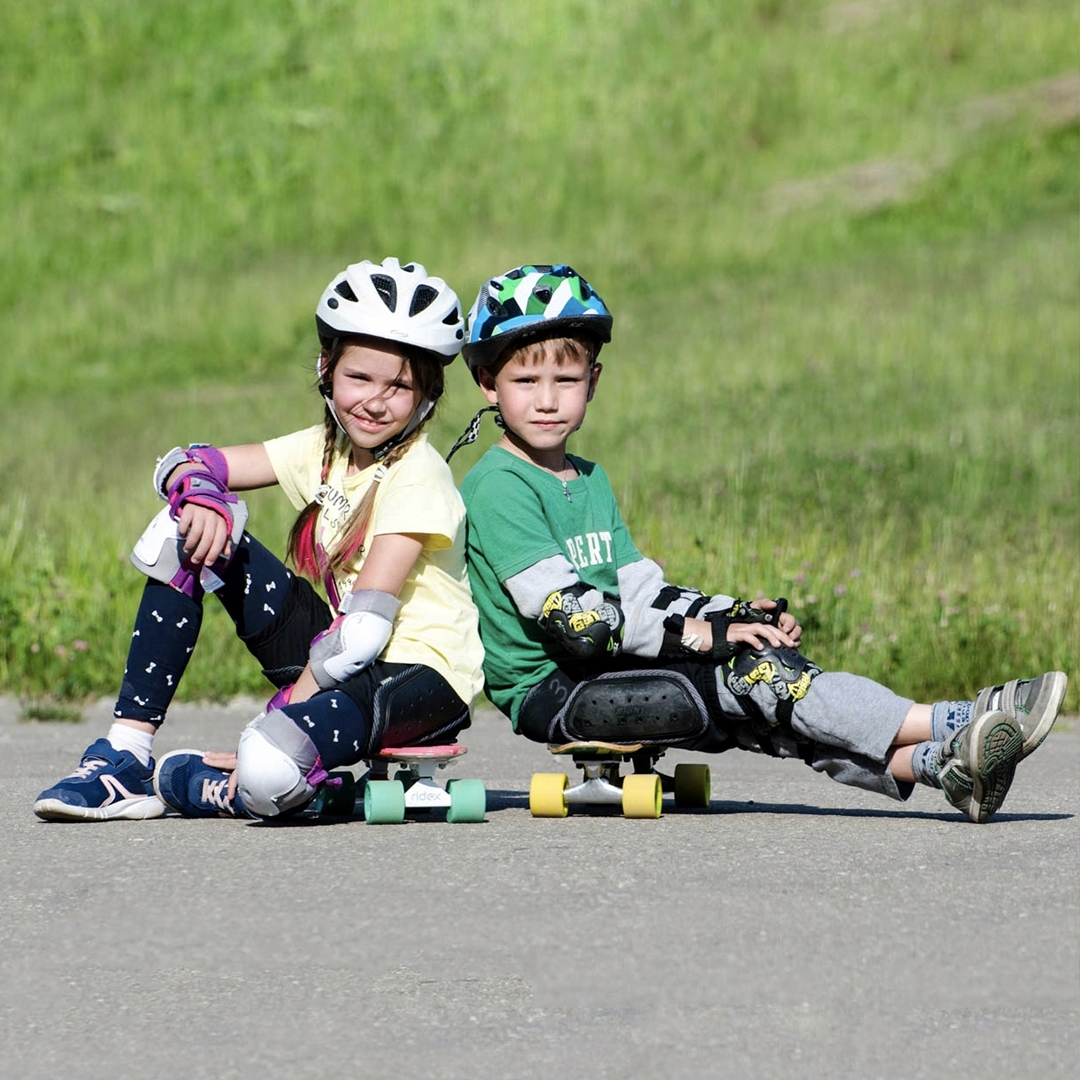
[746,598,802,648]
[726,618,800,652]
[670,597,801,658]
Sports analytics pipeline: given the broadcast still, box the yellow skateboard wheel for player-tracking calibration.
[673,762,711,809]
[530,772,569,817]
[622,773,663,819]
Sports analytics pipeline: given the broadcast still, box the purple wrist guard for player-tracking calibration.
[166,472,238,530]
[164,445,237,530]
[154,444,230,497]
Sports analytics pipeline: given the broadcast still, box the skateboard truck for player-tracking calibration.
[362,745,486,824]
[530,742,711,819]
[307,745,486,824]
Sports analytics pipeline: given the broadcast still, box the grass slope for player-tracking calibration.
[0,0,1076,711]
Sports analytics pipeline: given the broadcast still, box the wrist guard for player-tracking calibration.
[155,445,239,534]
[539,583,625,659]
[154,445,229,498]
[664,598,788,662]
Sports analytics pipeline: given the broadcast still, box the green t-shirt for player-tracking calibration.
[460,446,642,727]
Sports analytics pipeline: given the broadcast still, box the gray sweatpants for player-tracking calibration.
[714,670,915,801]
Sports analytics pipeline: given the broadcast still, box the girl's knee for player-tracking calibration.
[235,710,320,818]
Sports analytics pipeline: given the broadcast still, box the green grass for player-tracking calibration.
[1,0,1077,712]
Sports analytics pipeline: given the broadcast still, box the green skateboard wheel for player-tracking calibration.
[445,778,486,823]
[363,779,406,824]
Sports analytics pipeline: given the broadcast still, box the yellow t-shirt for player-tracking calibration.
[263,427,485,709]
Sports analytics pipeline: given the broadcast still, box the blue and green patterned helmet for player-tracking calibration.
[462,264,612,376]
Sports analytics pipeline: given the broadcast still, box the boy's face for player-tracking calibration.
[478,342,601,464]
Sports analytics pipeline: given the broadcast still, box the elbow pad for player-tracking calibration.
[539,584,625,659]
[309,590,401,689]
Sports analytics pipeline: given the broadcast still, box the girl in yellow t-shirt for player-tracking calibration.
[34,258,484,822]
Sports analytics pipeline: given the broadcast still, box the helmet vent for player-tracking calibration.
[410,284,439,316]
[370,274,398,312]
[441,305,460,326]
[334,280,358,302]
[533,286,553,303]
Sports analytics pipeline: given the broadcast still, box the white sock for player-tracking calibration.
[107,723,155,767]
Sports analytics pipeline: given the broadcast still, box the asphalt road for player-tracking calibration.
[1,697,1076,1080]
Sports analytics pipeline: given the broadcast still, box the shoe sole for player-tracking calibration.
[966,711,1024,823]
[33,795,166,822]
[1015,671,1067,759]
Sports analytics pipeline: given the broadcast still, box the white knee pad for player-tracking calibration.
[131,503,248,594]
[235,710,319,818]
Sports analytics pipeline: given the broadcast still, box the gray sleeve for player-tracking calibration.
[617,557,737,657]
[616,558,668,655]
[503,554,604,620]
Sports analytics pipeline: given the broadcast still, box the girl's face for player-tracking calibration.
[325,341,421,466]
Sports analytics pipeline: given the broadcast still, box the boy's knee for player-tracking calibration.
[725,643,822,706]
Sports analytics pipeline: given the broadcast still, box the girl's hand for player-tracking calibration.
[201,751,237,771]
[167,443,278,567]
[178,502,233,567]
[201,751,239,801]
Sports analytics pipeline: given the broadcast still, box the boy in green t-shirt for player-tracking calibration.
[452,263,1066,823]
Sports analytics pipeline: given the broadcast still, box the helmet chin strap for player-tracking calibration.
[321,392,435,461]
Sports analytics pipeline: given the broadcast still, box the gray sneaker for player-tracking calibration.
[937,710,1023,823]
[974,671,1067,759]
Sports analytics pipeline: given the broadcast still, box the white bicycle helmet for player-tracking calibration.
[315,257,464,360]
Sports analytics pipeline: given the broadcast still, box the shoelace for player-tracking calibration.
[200,776,232,810]
[68,757,111,779]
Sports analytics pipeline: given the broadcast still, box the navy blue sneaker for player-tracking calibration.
[154,750,247,818]
[34,739,165,822]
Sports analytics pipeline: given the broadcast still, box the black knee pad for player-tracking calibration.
[724,644,821,710]
[358,664,471,750]
[554,670,710,746]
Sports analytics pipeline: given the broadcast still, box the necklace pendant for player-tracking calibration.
[563,486,573,503]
